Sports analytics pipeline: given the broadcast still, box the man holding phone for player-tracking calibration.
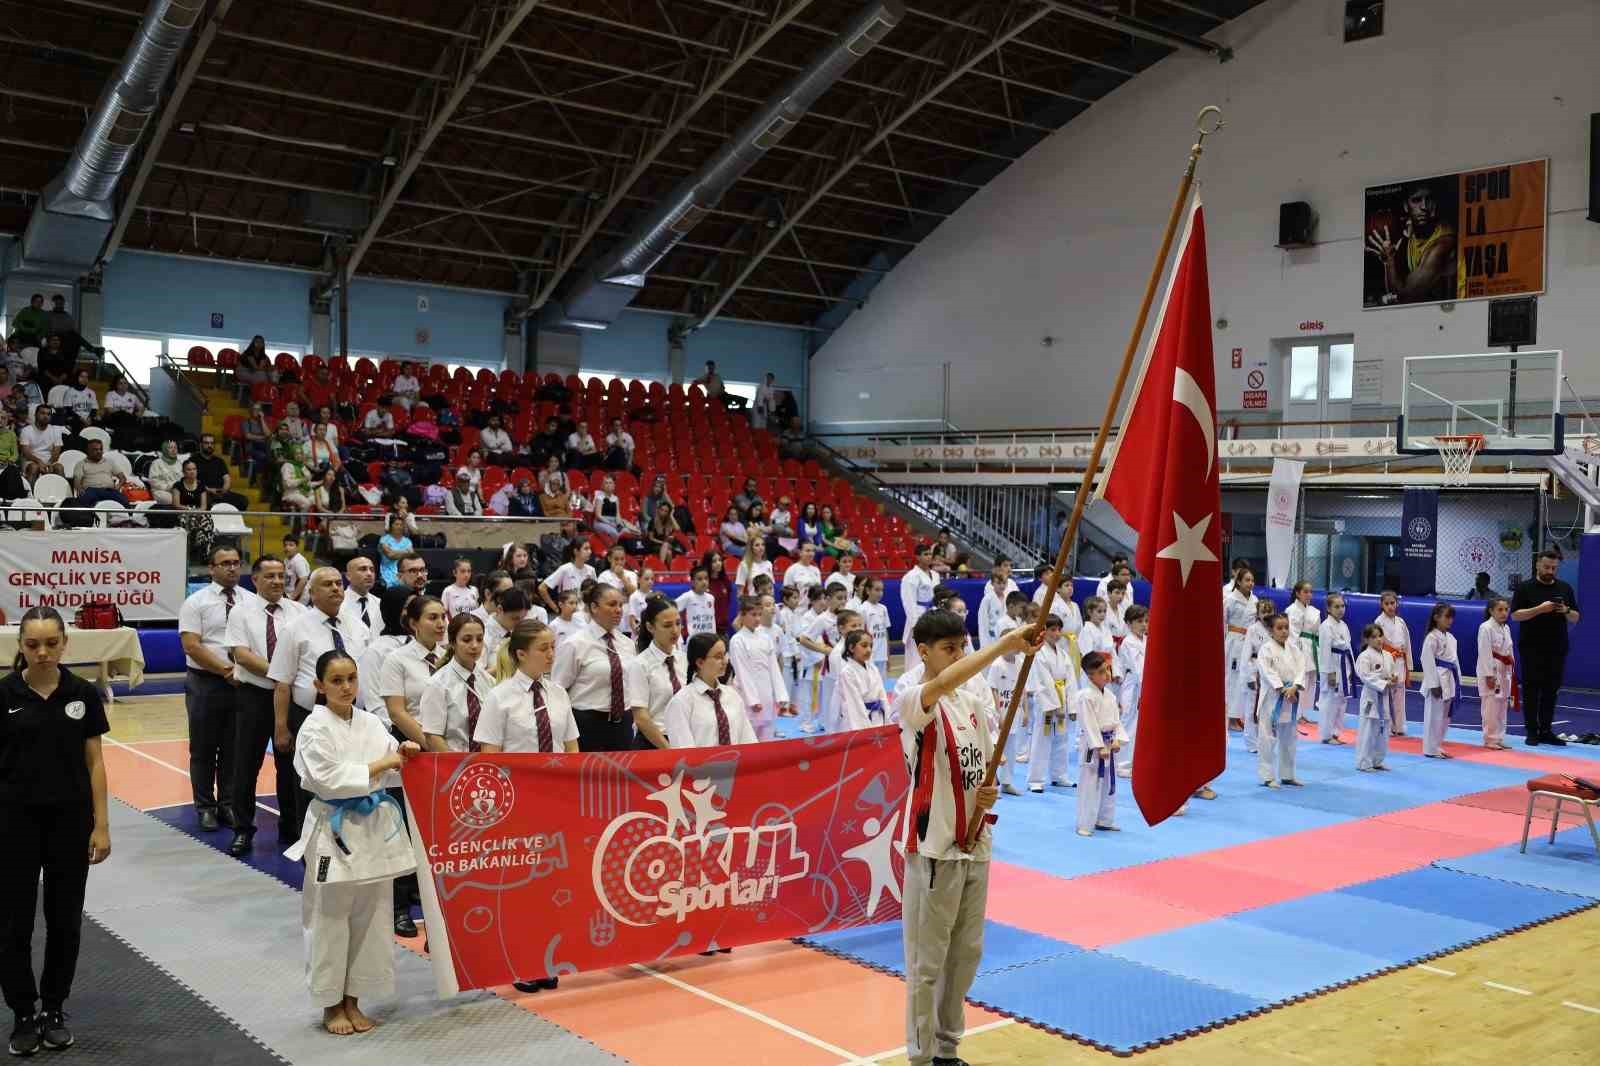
[1510,549,1581,746]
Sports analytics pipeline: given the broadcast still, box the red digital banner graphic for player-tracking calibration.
[403,727,910,995]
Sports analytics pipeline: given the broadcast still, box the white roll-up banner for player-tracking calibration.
[1264,458,1304,589]
[0,529,188,621]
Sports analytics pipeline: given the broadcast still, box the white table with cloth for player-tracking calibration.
[0,625,145,703]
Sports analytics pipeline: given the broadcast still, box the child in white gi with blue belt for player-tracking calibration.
[1255,613,1309,788]
[1073,651,1127,835]
[1419,603,1460,758]
[1355,624,1397,771]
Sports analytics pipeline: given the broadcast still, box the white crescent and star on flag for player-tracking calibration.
[1154,364,1218,587]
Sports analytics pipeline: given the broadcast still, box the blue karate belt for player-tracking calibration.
[864,699,884,722]
[1436,660,1462,720]
[1360,685,1390,735]
[325,790,403,856]
[1269,689,1293,729]
[1334,647,1356,696]
[1085,729,1117,794]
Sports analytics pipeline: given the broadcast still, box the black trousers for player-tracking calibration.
[231,685,306,838]
[185,670,237,818]
[273,703,316,840]
[575,709,634,752]
[386,728,417,915]
[0,803,91,1014]
[1520,652,1565,740]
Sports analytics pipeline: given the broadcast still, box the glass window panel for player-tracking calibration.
[1289,345,1320,402]
[1328,343,1354,400]
[103,335,166,387]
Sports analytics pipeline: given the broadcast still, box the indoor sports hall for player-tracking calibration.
[2,1,1598,1065]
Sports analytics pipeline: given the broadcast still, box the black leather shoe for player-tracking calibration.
[537,977,559,990]
[512,980,542,993]
[1547,734,1568,746]
[1526,735,1542,746]
[219,806,237,828]
[226,831,254,857]
[197,809,220,832]
[393,910,418,937]
[932,1058,971,1066]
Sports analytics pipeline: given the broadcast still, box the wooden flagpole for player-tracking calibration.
[963,106,1224,851]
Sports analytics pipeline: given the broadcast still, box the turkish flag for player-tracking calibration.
[1097,199,1225,826]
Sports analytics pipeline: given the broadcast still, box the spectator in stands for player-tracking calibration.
[37,334,73,390]
[174,460,208,511]
[72,438,131,506]
[639,474,671,529]
[238,403,270,478]
[539,454,572,515]
[0,409,16,470]
[46,296,95,361]
[391,362,421,410]
[434,402,461,445]
[314,404,343,453]
[819,505,857,559]
[446,469,484,517]
[377,513,413,586]
[646,501,683,565]
[733,477,764,520]
[702,550,733,628]
[361,404,396,438]
[267,420,300,470]
[479,413,516,466]
[486,476,515,516]
[780,415,806,458]
[745,500,773,557]
[236,336,273,388]
[146,439,185,505]
[312,467,345,517]
[566,419,600,470]
[279,401,309,444]
[539,520,580,577]
[797,502,824,549]
[934,528,959,573]
[9,293,48,347]
[768,495,796,554]
[604,417,634,471]
[46,366,98,429]
[529,415,562,467]
[0,365,12,403]
[507,476,543,518]
[695,360,747,411]
[192,433,249,510]
[277,448,314,517]
[103,375,143,417]
[752,372,777,430]
[388,495,420,537]
[307,411,340,472]
[590,473,638,544]
[720,505,748,558]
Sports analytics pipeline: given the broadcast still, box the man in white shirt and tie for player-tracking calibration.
[267,567,371,839]
[177,545,257,832]
[340,555,382,632]
[224,555,304,855]
[551,585,664,751]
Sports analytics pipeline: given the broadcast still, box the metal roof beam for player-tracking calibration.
[692,3,1051,331]
[1037,0,1229,57]
[339,0,546,284]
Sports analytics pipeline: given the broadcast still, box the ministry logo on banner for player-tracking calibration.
[403,729,909,996]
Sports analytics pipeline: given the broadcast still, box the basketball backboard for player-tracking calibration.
[1399,349,1563,455]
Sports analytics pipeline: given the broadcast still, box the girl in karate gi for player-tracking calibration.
[289,649,420,1036]
[1078,597,1119,693]
[728,596,788,739]
[1355,624,1397,771]
[1115,604,1147,778]
[1256,613,1309,788]
[1027,614,1076,792]
[777,584,802,699]
[1222,567,1258,732]
[835,631,889,730]
[794,586,831,732]
[1240,598,1276,755]
[823,610,865,731]
[1073,651,1127,835]
[1419,603,1459,758]
[985,592,1034,795]
[1375,590,1413,736]
[1476,597,1515,751]
[1103,580,1130,651]
[1316,592,1355,745]
[859,577,892,685]
[1286,580,1321,727]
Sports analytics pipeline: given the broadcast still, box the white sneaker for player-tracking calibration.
[1028,785,1044,793]
[1002,784,1024,796]
[1116,768,1132,779]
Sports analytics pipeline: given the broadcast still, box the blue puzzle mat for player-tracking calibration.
[801,919,1078,978]
[1339,866,1594,928]
[1434,826,1600,900]
[1230,893,1500,963]
[966,952,1264,1053]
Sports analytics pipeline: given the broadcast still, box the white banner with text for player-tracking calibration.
[0,530,188,621]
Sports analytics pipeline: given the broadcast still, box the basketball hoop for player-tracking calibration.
[1434,434,1485,486]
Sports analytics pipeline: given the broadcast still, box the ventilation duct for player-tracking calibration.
[21,0,204,269]
[551,0,904,330]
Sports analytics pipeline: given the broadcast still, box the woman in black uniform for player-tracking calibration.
[1,607,111,1057]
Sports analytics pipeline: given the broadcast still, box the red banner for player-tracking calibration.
[403,728,910,995]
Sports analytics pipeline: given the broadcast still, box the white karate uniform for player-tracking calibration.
[1256,639,1309,785]
[1104,599,1129,649]
[1073,684,1127,833]
[899,564,937,668]
[835,656,889,730]
[1115,632,1145,775]
[1286,601,1322,722]
[729,626,787,740]
[1419,629,1460,757]
[287,707,415,1009]
[777,604,801,681]
[1240,621,1271,753]
[1476,618,1515,748]
[624,589,650,637]
[798,610,838,732]
[983,616,1035,793]
[1316,617,1355,743]
[1355,646,1398,770]
[1222,589,1258,723]
[1027,638,1077,789]
[1375,612,1413,735]
[861,599,891,682]
[1077,621,1119,686]
[976,580,1018,648]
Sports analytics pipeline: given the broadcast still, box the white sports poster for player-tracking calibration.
[1264,459,1304,589]
[0,529,188,621]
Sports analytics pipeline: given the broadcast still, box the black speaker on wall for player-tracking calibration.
[1277,201,1315,248]
[1589,113,1599,223]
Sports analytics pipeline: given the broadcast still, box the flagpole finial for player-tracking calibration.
[1195,106,1225,138]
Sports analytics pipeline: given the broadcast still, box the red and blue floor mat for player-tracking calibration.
[801,726,1600,1053]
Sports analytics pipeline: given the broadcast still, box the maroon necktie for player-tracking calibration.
[665,654,682,694]
[531,680,553,752]
[603,631,625,720]
[708,686,731,745]
[265,603,279,660]
[224,587,235,619]
[464,673,482,753]
[425,650,439,670]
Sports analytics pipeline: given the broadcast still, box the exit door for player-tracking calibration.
[1283,338,1354,435]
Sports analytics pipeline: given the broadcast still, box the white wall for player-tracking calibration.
[809,0,1600,431]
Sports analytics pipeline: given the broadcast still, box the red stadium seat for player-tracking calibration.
[216,348,238,371]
